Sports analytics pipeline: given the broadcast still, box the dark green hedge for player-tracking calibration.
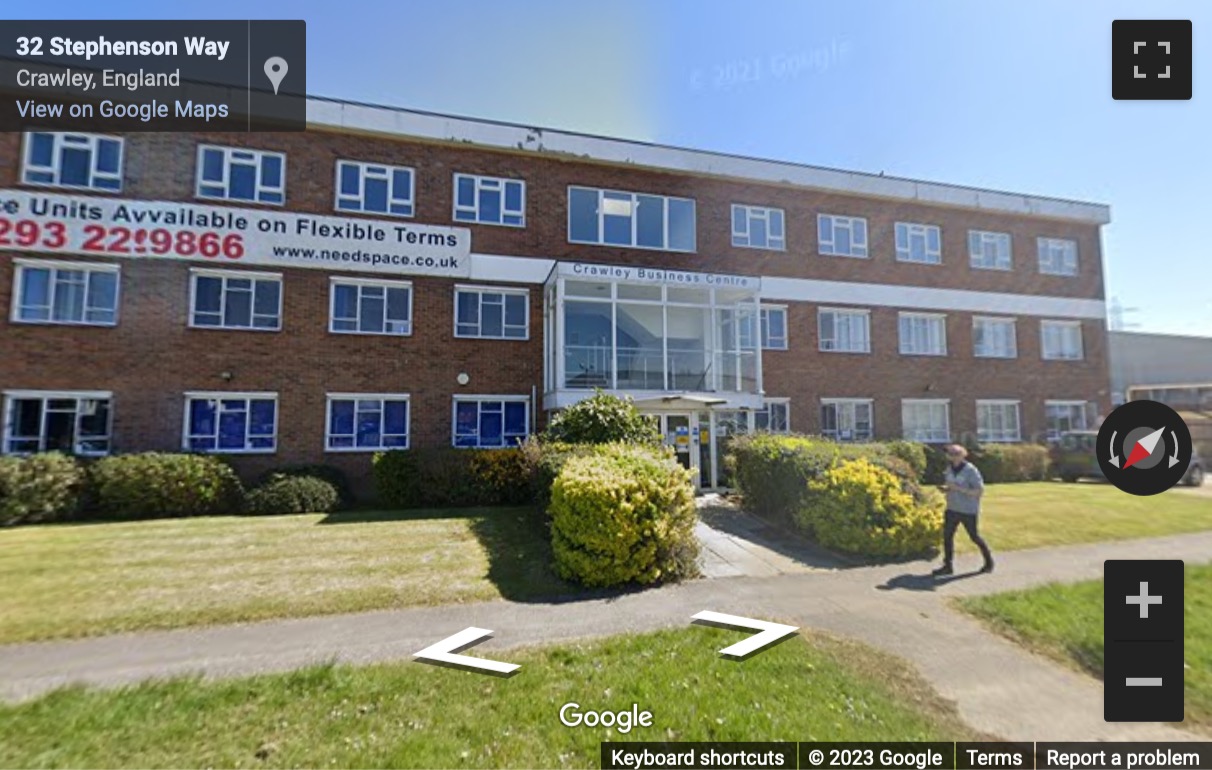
[372,447,531,508]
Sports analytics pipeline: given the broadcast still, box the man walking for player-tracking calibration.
[933,444,995,576]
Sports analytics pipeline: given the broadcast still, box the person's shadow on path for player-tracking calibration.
[875,570,984,592]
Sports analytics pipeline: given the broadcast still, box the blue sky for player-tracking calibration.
[17,0,1212,336]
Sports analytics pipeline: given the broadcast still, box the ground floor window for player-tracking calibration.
[326,394,409,451]
[976,400,1022,443]
[453,397,529,448]
[185,393,277,453]
[820,398,873,441]
[754,399,790,432]
[902,399,950,442]
[1045,400,1092,441]
[2,391,111,455]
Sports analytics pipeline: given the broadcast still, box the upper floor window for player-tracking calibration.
[22,131,123,192]
[977,400,1022,443]
[760,305,788,350]
[185,392,277,453]
[567,187,696,252]
[732,205,785,251]
[969,230,1011,270]
[1041,320,1084,360]
[972,316,1017,359]
[330,278,412,335]
[902,399,951,443]
[454,173,524,227]
[455,286,528,340]
[453,397,529,448]
[326,394,410,451]
[196,145,285,204]
[754,399,790,433]
[336,160,414,217]
[818,308,871,353]
[2,390,111,455]
[190,269,282,331]
[820,398,873,442]
[1038,237,1078,276]
[12,259,119,326]
[895,222,941,264]
[899,312,947,356]
[818,214,868,258]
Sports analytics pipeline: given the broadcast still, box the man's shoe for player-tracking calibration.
[980,561,995,574]
[931,565,954,577]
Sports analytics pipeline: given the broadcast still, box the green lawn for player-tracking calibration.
[957,482,1212,553]
[960,562,1212,734]
[0,508,575,645]
[0,627,984,769]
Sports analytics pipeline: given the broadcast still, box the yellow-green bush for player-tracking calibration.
[550,444,698,587]
[0,453,84,526]
[802,458,943,559]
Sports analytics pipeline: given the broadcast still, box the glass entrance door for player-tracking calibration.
[660,413,703,489]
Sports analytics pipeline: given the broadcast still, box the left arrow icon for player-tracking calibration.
[692,611,799,661]
[413,627,520,677]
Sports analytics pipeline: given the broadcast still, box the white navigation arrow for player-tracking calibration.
[691,611,799,660]
[412,627,520,677]
[1109,430,1120,468]
[1169,430,1181,468]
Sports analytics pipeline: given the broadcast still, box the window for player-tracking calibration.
[972,316,1017,358]
[329,278,412,335]
[184,393,277,453]
[902,399,951,442]
[12,260,119,326]
[818,308,871,353]
[190,270,282,330]
[196,145,285,204]
[1041,320,1084,360]
[968,230,1012,270]
[1038,237,1078,276]
[899,313,947,356]
[2,391,111,455]
[820,399,873,442]
[754,399,790,433]
[454,173,524,226]
[22,131,122,191]
[1045,400,1092,440]
[453,397,529,448]
[326,394,409,451]
[760,305,788,350]
[567,186,696,252]
[977,400,1022,443]
[335,160,414,217]
[732,205,785,250]
[455,286,528,339]
[895,222,941,264]
[818,214,868,258]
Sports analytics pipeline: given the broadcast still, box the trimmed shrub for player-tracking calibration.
[885,440,929,483]
[804,458,943,559]
[87,452,245,519]
[543,391,662,446]
[373,448,530,508]
[922,444,951,486]
[970,444,1051,483]
[256,464,352,505]
[246,474,340,515]
[550,444,698,587]
[0,453,84,526]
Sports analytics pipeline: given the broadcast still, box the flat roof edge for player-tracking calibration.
[306,97,1111,225]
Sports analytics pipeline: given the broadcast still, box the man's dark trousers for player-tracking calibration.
[942,508,993,568]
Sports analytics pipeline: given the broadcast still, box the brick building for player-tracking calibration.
[0,97,1111,492]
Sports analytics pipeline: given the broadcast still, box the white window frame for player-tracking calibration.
[189,268,283,332]
[195,144,286,205]
[818,213,869,258]
[976,399,1022,443]
[325,393,411,452]
[1038,237,1078,277]
[818,307,871,353]
[453,285,530,340]
[567,186,697,253]
[894,222,942,264]
[453,173,525,227]
[820,398,874,442]
[334,159,415,217]
[182,391,278,454]
[11,258,121,327]
[969,230,1012,270]
[760,304,788,350]
[1040,320,1084,361]
[21,131,124,192]
[731,204,786,251]
[1044,399,1092,441]
[754,398,791,433]
[898,312,948,356]
[328,277,413,336]
[451,395,531,449]
[901,399,951,443]
[972,316,1018,359]
[2,390,113,456]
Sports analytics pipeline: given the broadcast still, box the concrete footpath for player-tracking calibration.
[3,531,1211,743]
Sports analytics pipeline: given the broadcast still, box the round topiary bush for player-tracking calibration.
[543,391,661,446]
[0,452,84,526]
[245,474,340,515]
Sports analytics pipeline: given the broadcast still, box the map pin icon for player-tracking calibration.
[264,56,288,95]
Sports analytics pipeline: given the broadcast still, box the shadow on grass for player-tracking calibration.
[317,507,496,524]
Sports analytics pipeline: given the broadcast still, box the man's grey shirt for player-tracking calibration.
[945,461,985,515]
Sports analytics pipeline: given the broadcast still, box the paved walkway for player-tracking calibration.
[695,494,845,577]
[3,530,1211,742]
